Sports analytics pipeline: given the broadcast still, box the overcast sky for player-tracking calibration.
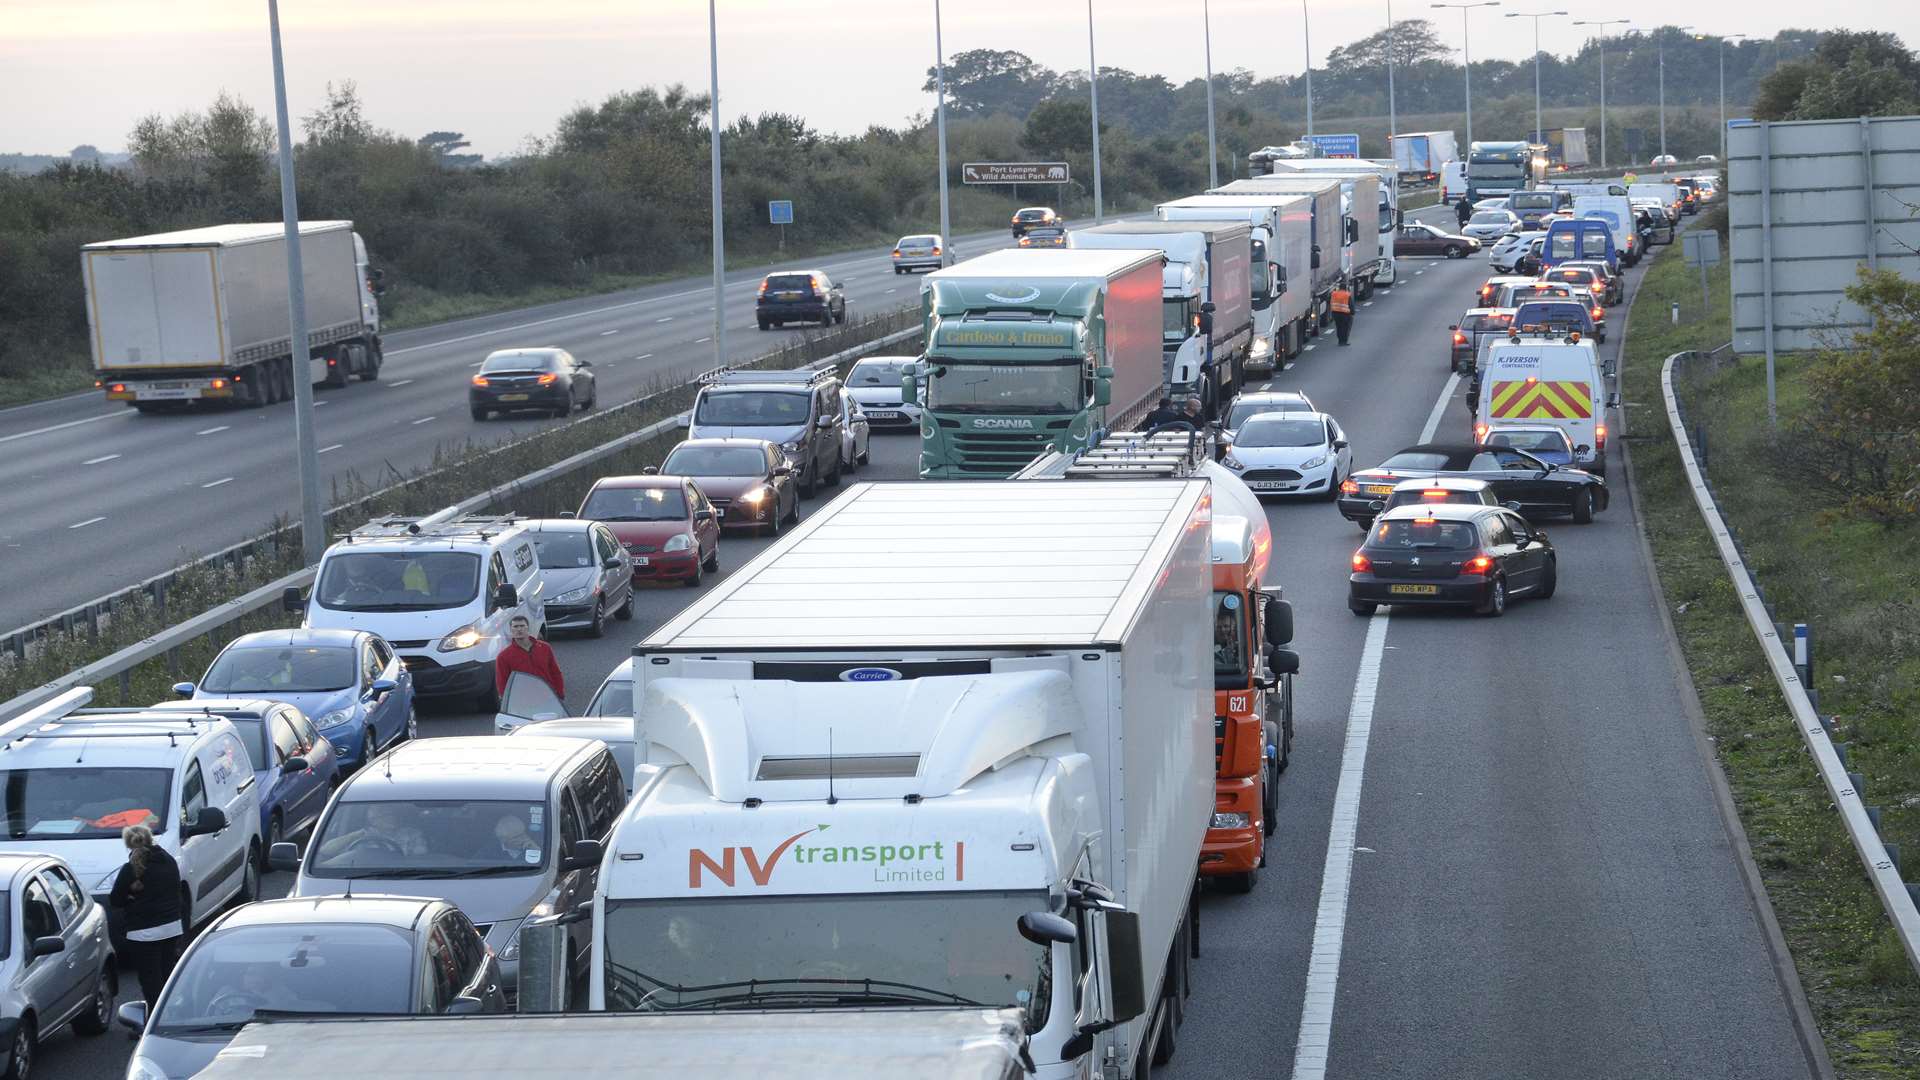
[5,1,1907,157]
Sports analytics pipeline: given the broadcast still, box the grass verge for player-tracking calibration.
[0,307,923,710]
[1620,239,1920,1076]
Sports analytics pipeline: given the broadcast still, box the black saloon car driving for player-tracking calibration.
[1337,443,1608,527]
[1349,504,1557,617]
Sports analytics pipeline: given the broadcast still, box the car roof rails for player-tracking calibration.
[341,508,522,543]
[1014,427,1213,481]
[701,360,838,388]
[0,689,226,751]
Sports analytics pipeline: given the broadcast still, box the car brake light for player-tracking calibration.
[931,246,941,255]
[1351,551,1372,573]
[109,383,126,393]
[892,249,902,257]
[1422,489,1449,500]
[1453,332,1467,345]
[1593,307,1604,320]
[757,281,769,296]
[1474,423,1490,442]
[472,375,489,386]
[1464,555,1494,574]
[536,373,558,385]
[1340,479,1359,495]
[1596,422,1608,448]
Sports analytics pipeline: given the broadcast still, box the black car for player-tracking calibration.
[470,347,596,420]
[1349,504,1556,617]
[1011,206,1061,237]
[1337,442,1607,527]
[756,270,846,330]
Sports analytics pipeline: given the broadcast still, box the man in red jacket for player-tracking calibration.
[495,615,564,700]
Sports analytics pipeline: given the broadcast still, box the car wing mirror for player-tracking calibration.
[562,839,604,873]
[268,841,302,873]
[602,557,623,570]
[172,681,196,699]
[282,755,309,773]
[28,935,65,961]
[773,465,792,477]
[182,806,228,839]
[494,583,519,609]
[281,586,306,614]
[446,996,486,1016]
[117,1000,148,1033]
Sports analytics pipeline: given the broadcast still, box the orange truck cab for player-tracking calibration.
[1202,511,1297,893]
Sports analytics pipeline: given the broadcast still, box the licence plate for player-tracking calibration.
[1248,481,1295,491]
[137,386,195,400]
[777,291,803,300]
[499,393,529,402]
[1390,584,1439,596]
[632,557,649,566]
[866,410,902,421]
[1365,485,1396,496]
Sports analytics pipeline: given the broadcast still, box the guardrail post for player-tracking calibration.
[1888,844,1903,876]
[1868,806,1883,831]
[1793,623,1812,687]
[117,669,131,700]
[1694,421,1708,470]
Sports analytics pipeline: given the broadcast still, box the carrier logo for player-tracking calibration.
[984,286,1041,304]
[689,825,966,888]
[839,667,902,682]
[972,418,1036,429]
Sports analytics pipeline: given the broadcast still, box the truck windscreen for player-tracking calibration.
[924,360,1081,414]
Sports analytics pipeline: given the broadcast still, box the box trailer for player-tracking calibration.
[1157,194,1318,366]
[1391,130,1460,181]
[1270,158,1406,286]
[1211,175,1368,297]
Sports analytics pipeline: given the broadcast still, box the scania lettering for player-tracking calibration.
[903,249,1165,478]
[590,481,1216,1080]
[1156,194,1316,369]
[1072,220,1255,418]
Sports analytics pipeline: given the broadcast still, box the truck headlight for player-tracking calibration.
[1250,337,1271,358]
[1301,454,1329,470]
[437,624,484,653]
[1211,812,1251,830]
[552,586,592,605]
[663,533,694,553]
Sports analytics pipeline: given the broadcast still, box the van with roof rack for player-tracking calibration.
[0,688,263,949]
[285,509,547,710]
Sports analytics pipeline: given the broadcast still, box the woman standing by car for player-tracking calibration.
[109,824,185,1007]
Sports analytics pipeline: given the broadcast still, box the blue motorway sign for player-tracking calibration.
[769,200,794,225]
[1303,133,1361,158]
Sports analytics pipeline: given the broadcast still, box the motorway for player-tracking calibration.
[0,220,1068,632]
[54,209,1815,1080]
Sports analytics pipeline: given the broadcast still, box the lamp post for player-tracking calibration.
[264,0,325,565]
[1573,19,1627,170]
[1660,24,1695,163]
[1087,0,1103,222]
[1386,0,1397,151]
[1710,32,1748,162]
[1205,0,1218,187]
[934,0,951,252]
[707,0,726,370]
[1432,2,1501,146]
[1504,9,1567,145]
[1302,0,1314,138]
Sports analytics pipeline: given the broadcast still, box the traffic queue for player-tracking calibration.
[5,149,1689,1080]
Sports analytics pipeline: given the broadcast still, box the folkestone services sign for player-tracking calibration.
[962,162,1070,184]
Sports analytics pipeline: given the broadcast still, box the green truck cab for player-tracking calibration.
[903,249,1166,479]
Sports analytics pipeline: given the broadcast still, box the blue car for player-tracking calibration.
[179,629,417,770]
[145,698,340,862]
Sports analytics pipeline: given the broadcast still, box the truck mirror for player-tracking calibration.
[900,367,920,407]
[1346,219,1359,243]
[1017,911,1077,946]
[1200,301,1216,314]
[1094,367,1114,380]
[1263,597,1294,647]
[1102,910,1147,1024]
[1311,246,1322,269]
[1093,379,1112,408]
[515,914,573,1013]
[1268,647,1300,676]
[1197,311,1214,336]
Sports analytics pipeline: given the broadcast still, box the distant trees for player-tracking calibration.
[1753,32,1920,120]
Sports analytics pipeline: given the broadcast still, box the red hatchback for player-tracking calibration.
[577,475,721,587]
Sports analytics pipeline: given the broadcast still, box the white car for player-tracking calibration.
[1461,209,1521,242]
[839,394,871,470]
[1487,231,1546,272]
[1221,410,1351,498]
[1650,154,1678,167]
[891,234,953,274]
[842,355,920,430]
[1220,390,1316,439]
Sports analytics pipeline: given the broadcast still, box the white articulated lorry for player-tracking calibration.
[1270,158,1405,288]
[1071,220,1254,420]
[591,480,1215,1080]
[1212,174,1380,299]
[82,220,383,411]
[1391,130,1460,183]
[1157,194,1317,370]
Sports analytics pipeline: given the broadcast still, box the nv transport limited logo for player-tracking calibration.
[689,825,966,888]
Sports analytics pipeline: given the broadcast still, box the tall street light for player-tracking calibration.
[1504,8,1567,145]
[934,0,952,253]
[1204,0,1218,187]
[1087,0,1104,222]
[1432,2,1500,147]
[1301,1,1315,138]
[264,0,325,564]
[1709,31,1748,162]
[1386,0,1398,151]
[1659,24,1695,162]
[1573,19,1627,170]
[707,0,726,370]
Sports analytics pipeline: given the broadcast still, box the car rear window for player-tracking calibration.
[764,274,815,291]
[1460,313,1511,333]
[481,352,557,373]
[1513,302,1589,328]
[1368,518,1480,551]
[1487,429,1570,453]
[899,236,938,247]
[1385,488,1484,510]
[1226,398,1310,430]
[1377,451,1456,471]
[1470,212,1510,225]
[849,360,908,386]
[1018,209,1050,221]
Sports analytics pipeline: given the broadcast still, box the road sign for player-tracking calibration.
[768,200,794,225]
[1682,231,1721,268]
[961,162,1070,184]
[1303,133,1360,159]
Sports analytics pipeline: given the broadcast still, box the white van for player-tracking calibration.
[1571,194,1640,266]
[291,511,546,709]
[1441,161,1469,205]
[0,689,263,945]
[1472,332,1611,474]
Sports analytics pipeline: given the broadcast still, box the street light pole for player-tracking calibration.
[934,0,952,251]
[1204,0,1218,188]
[1660,25,1696,162]
[1302,0,1314,138]
[265,0,325,565]
[1386,0,1397,151]
[1714,32,1748,162]
[1574,19,1627,170]
[1087,0,1103,222]
[707,0,726,370]
[1432,2,1500,147]
[1505,9,1567,145]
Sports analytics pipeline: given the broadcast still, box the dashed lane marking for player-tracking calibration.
[201,477,233,489]
[318,444,343,454]
[411,416,436,425]
[82,454,120,466]
[68,516,105,529]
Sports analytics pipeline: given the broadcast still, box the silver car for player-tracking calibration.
[0,852,115,1080]
[891,234,952,274]
[520,519,633,638]
[843,356,921,430]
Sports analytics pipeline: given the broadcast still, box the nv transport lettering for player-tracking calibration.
[689,826,966,888]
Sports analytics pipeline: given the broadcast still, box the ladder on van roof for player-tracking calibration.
[1012,425,1214,480]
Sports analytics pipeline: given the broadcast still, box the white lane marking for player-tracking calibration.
[82,454,120,466]
[1305,344,1317,352]
[387,379,416,388]
[600,330,619,336]
[411,416,436,425]
[195,425,229,436]
[318,443,344,454]
[313,399,330,406]
[470,361,485,368]
[1361,301,1375,307]
[0,410,132,446]
[67,516,105,529]
[1290,370,1457,1080]
[201,477,233,489]
[656,317,674,323]
[1284,362,1297,371]
[634,354,653,360]
[886,288,899,294]
[1259,382,1274,391]
[694,337,712,344]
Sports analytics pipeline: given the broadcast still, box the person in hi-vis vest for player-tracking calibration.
[1330,283,1355,347]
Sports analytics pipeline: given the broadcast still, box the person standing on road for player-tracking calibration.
[495,615,564,700]
[1142,397,1181,430]
[109,823,184,1008]
[1180,397,1204,426]
[1456,196,1476,228]
[1330,283,1355,346]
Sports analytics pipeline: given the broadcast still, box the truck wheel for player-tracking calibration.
[1222,868,1257,894]
[324,352,349,389]
[357,345,380,381]
[237,365,268,409]
[470,406,489,422]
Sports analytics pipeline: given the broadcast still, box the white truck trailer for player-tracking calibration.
[593,479,1216,1080]
[1391,130,1461,183]
[1156,194,1318,369]
[82,221,384,411]
[1212,175,1378,298]
[1072,220,1255,419]
[1270,157,1406,287]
